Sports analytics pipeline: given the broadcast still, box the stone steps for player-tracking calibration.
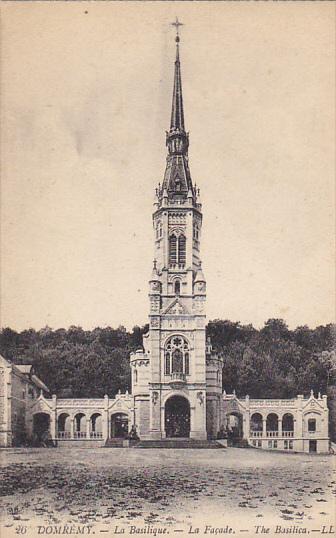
[134,438,224,449]
[104,438,127,448]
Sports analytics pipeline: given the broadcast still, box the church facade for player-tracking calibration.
[130,31,223,441]
[0,29,330,453]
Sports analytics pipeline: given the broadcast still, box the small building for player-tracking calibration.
[0,355,50,447]
[29,391,134,447]
[222,391,329,454]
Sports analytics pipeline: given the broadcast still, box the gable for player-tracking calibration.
[164,298,189,316]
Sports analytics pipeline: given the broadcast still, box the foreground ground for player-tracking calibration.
[0,448,335,538]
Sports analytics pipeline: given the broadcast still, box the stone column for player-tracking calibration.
[86,418,91,439]
[278,418,282,438]
[149,389,162,439]
[71,418,75,439]
[262,418,267,437]
[190,391,207,440]
[50,395,57,440]
[103,395,109,441]
[160,405,166,438]
[243,411,250,439]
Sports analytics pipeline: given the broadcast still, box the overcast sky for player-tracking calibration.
[1,2,335,331]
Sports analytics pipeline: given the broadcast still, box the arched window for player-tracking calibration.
[308,418,316,432]
[169,233,186,267]
[178,235,186,265]
[165,336,190,375]
[172,350,183,373]
[165,353,171,375]
[134,369,138,383]
[174,280,181,295]
[169,235,177,265]
[156,221,162,239]
[185,352,190,375]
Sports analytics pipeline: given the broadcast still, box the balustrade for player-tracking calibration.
[74,431,87,439]
[169,263,186,270]
[282,431,294,438]
[57,431,71,439]
[56,430,103,439]
[170,372,186,382]
[250,430,294,438]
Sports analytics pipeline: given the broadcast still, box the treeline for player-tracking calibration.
[207,319,335,398]
[0,319,335,399]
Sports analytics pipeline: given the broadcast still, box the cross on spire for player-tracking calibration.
[171,17,183,40]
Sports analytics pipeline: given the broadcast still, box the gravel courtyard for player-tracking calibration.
[0,448,335,537]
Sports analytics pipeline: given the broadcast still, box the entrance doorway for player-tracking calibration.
[33,413,50,445]
[165,396,190,438]
[309,440,317,453]
[111,413,129,438]
[226,412,243,446]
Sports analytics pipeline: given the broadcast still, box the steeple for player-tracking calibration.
[170,35,185,132]
[160,18,194,203]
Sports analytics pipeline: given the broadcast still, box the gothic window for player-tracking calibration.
[178,235,186,265]
[164,336,190,375]
[174,280,181,295]
[165,353,171,375]
[169,233,186,267]
[193,223,199,240]
[172,350,183,373]
[185,352,189,375]
[134,370,138,383]
[156,221,162,239]
[169,235,177,265]
[308,418,316,432]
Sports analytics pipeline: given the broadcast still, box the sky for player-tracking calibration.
[1,2,335,331]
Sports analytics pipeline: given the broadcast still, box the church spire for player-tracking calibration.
[170,24,185,132]
[161,18,194,201]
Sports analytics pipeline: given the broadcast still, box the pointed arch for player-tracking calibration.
[169,234,177,265]
[178,235,186,265]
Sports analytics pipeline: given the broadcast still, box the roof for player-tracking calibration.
[0,355,50,393]
[31,374,50,393]
[16,365,34,375]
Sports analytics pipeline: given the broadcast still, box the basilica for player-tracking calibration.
[0,27,329,453]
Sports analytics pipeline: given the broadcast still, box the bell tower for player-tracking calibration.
[131,20,221,441]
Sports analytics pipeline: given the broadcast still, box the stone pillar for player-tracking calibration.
[103,395,109,441]
[71,418,75,439]
[149,389,161,439]
[50,395,57,440]
[262,418,267,437]
[86,418,91,439]
[278,418,282,438]
[243,411,250,439]
[190,391,207,440]
[160,405,166,438]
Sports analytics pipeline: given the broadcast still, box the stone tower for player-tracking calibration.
[130,24,223,441]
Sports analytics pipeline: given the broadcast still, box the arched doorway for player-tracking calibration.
[57,413,71,439]
[111,413,129,438]
[282,413,294,436]
[266,413,279,436]
[74,413,86,438]
[165,395,190,438]
[226,412,243,445]
[90,413,103,438]
[33,413,50,444]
